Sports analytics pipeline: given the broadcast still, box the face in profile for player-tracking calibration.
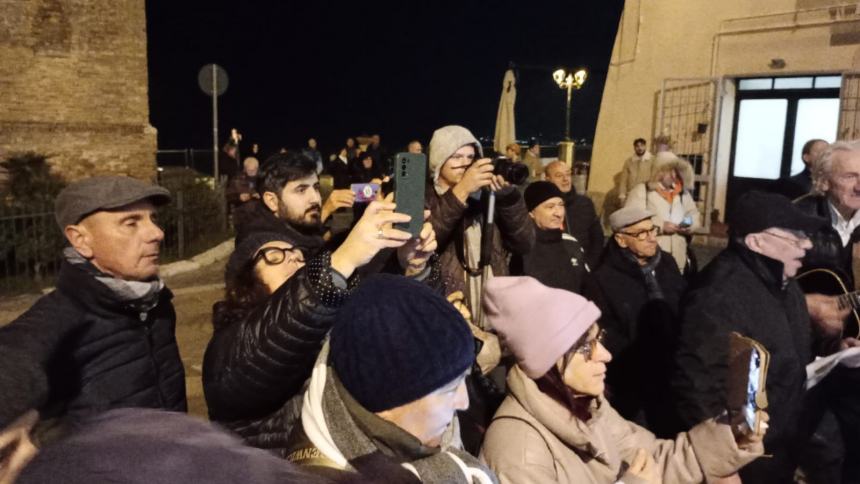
[264,174,323,229]
[253,240,306,293]
[67,200,165,281]
[375,371,470,447]
[561,324,612,396]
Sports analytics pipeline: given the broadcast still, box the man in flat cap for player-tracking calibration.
[0,176,186,462]
[582,206,687,437]
[670,191,852,483]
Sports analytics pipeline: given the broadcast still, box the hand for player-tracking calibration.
[841,337,860,350]
[736,411,769,452]
[321,189,356,222]
[0,410,38,484]
[452,158,495,203]
[624,448,660,484]
[805,293,848,337]
[330,193,412,278]
[662,221,680,235]
[397,210,438,276]
[488,174,511,192]
[447,291,473,323]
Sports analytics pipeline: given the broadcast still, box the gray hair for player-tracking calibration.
[811,140,860,195]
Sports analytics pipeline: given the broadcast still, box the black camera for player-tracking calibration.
[492,157,529,185]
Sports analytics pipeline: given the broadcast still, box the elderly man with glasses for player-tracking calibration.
[582,206,688,437]
[671,190,860,484]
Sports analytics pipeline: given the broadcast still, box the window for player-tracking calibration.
[738,75,842,91]
[733,99,788,179]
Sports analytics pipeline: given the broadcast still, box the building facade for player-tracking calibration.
[590,0,860,228]
[0,0,157,182]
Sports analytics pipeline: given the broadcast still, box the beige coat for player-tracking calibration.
[624,155,700,272]
[480,366,761,484]
[618,152,654,199]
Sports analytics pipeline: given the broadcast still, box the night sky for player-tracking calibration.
[145,1,624,159]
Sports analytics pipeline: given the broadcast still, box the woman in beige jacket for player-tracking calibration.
[479,276,766,484]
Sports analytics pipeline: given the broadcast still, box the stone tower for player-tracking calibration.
[0,0,157,181]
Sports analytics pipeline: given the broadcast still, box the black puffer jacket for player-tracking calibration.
[0,262,186,428]
[562,188,605,268]
[671,241,812,475]
[583,241,686,437]
[794,193,857,287]
[202,251,351,454]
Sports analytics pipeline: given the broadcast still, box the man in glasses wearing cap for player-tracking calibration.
[671,190,850,483]
[0,176,186,442]
[582,206,687,437]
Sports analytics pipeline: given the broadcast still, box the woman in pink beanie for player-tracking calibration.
[479,276,766,484]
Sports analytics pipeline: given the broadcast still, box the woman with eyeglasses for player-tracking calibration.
[480,277,766,484]
[203,198,438,456]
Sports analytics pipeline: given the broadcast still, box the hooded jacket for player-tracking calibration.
[0,261,186,428]
[426,125,534,324]
[480,366,761,484]
[624,154,699,272]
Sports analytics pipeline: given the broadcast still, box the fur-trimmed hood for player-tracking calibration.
[648,151,694,189]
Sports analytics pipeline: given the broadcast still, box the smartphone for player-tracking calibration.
[350,183,380,203]
[744,348,762,432]
[679,215,693,228]
[393,152,427,237]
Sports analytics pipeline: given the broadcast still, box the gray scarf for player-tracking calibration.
[63,247,164,315]
[623,248,664,300]
[299,344,497,483]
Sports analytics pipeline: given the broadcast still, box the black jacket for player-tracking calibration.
[583,241,686,436]
[794,193,857,287]
[562,189,605,268]
[326,157,351,189]
[0,262,186,428]
[202,251,350,454]
[671,241,812,454]
[510,225,588,294]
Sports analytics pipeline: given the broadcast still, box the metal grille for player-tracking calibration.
[838,72,860,140]
[655,78,721,231]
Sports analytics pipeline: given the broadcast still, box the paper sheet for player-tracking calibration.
[806,347,860,389]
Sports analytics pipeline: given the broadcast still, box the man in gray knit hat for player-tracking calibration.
[0,176,186,469]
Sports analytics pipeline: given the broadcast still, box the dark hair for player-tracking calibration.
[528,140,539,150]
[213,257,269,331]
[802,138,826,156]
[634,138,647,146]
[536,366,594,422]
[258,153,317,195]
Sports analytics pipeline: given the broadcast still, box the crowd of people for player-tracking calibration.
[0,126,859,484]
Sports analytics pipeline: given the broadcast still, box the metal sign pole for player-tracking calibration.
[212,64,219,181]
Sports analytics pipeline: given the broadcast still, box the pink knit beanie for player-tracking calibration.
[483,276,601,379]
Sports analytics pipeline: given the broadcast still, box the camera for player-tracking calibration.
[492,157,529,185]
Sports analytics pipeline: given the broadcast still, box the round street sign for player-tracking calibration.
[198,64,228,96]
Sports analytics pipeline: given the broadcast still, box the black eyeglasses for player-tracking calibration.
[253,246,305,266]
[620,226,661,241]
[562,328,607,367]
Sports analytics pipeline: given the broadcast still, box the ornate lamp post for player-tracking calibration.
[552,68,587,141]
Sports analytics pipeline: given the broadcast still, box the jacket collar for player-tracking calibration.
[506,366,617,467]
[731,238,790,294]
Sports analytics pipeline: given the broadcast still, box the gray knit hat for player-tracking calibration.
[428,125,483,184]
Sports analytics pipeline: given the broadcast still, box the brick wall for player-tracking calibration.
[0,0,157,182]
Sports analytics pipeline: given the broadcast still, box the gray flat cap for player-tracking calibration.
[609,206,654,232]
[55,176,171,229]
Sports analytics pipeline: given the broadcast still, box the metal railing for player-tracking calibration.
[0,183,231,295]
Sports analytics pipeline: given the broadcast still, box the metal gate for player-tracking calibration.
[839,71,860,140]
[655,78,722,232]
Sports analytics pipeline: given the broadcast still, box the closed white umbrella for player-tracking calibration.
[493,69,517,155]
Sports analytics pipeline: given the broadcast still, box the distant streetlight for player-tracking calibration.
[552,68,587,141]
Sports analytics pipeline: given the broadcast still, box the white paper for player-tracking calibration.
[805,347,860,389]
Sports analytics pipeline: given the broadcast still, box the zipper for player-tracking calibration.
[140,312,167,408]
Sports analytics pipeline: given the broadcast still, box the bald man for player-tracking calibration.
[544,160,605,266]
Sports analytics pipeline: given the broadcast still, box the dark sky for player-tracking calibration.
[145,1,624,158]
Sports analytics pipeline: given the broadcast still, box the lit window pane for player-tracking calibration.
[733,99,788,179]
[739,78,773,90]
[815,76,842,89]
[790,98,838,175]
[774,77,814,89]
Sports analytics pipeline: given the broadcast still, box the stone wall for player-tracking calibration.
[0,0,157,182]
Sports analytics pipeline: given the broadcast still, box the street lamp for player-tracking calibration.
[552,68,587,141]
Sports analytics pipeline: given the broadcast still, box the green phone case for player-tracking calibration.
[394,152,427,237]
